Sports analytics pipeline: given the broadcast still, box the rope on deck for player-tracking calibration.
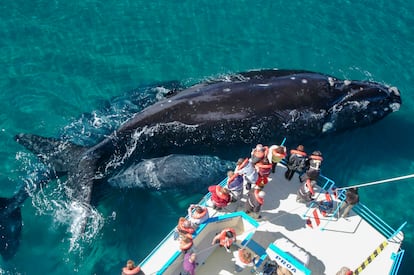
[353,240,388,275]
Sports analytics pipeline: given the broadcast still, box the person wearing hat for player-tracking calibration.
[245,187,266,219]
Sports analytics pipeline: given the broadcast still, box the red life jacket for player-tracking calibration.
[290,149,307,157]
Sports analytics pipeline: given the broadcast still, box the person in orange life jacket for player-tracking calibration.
[177,217,196,235]
[179,233,193,253]
[233,248,257,272]
[296,177,316,203]
[235,158,258,191]
[226,170,244,201]
[250,144,269,164]
[208,185,231,209]
[245,187,266,219]
[187,204,209,226]
[255,158,272,189]
[267,145,287,174]
[285,145,308,181]
[300,150,323,183]
[339,187,359,218]
[212,227,237,252]
[121,259,141,275]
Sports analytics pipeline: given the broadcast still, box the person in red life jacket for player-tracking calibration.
[211,227,237,252]
[296,177,316,203]
[254,158,272,189]
[187,204,209,226]
[121,259,141,275]
[267,145,287,174]
[285,145,308,181]
[233,248,257,272]
[226,170,244,201]
[245,188,266,219]
[300,150,323,183]
[208,185,231,209]
[235,158,258,191]
[179,233,193,253]
[250,144,269,164]
[177,217,196,235]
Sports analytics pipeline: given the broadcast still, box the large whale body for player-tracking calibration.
[2,69,401,260]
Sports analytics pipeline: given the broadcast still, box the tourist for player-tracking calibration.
[235,158,258,191]
[339,188,359,218]
[234,248,256,272]
[226,170,244,201]
[182,252,197,275]
[187,204,209,226]
[285,145,308,181]
[267,144,287,174]
[211,227,237,252]
[121,259,141,275]
[207,185,231,209]
[245,188,266,219]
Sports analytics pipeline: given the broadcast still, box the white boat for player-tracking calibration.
[138,157,405,275]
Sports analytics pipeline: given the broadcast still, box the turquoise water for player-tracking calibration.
[0,0,413,274]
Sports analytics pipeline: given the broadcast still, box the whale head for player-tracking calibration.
[321,79,401,133]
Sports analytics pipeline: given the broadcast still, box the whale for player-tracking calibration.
[108,154,234,190]
[2,69,401,260]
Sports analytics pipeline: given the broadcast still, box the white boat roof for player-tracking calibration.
[139,163,405,275]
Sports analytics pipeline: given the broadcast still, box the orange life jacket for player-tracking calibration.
[191,207,207,220]
[177,218,195,234]
[238,249,252,264]
[290,149,307,157]
[219,228,236,247]
[122,266,141,275]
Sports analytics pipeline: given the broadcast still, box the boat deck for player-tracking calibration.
[139,163,404,275]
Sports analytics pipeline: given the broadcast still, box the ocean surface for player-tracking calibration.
[0,0,413,274]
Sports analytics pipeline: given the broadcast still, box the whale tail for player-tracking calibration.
[14,133,90,174]
[10,133,99,258]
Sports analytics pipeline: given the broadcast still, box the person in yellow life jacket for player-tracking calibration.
[211,227,237,252]
[285,145,308,181]
[267,145,287,174]
[187,204,209,226]
[121,259,141,275]
[245,188,266,219]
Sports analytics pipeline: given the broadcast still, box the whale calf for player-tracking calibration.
[3,69,401,260]
[108,154,234,190]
